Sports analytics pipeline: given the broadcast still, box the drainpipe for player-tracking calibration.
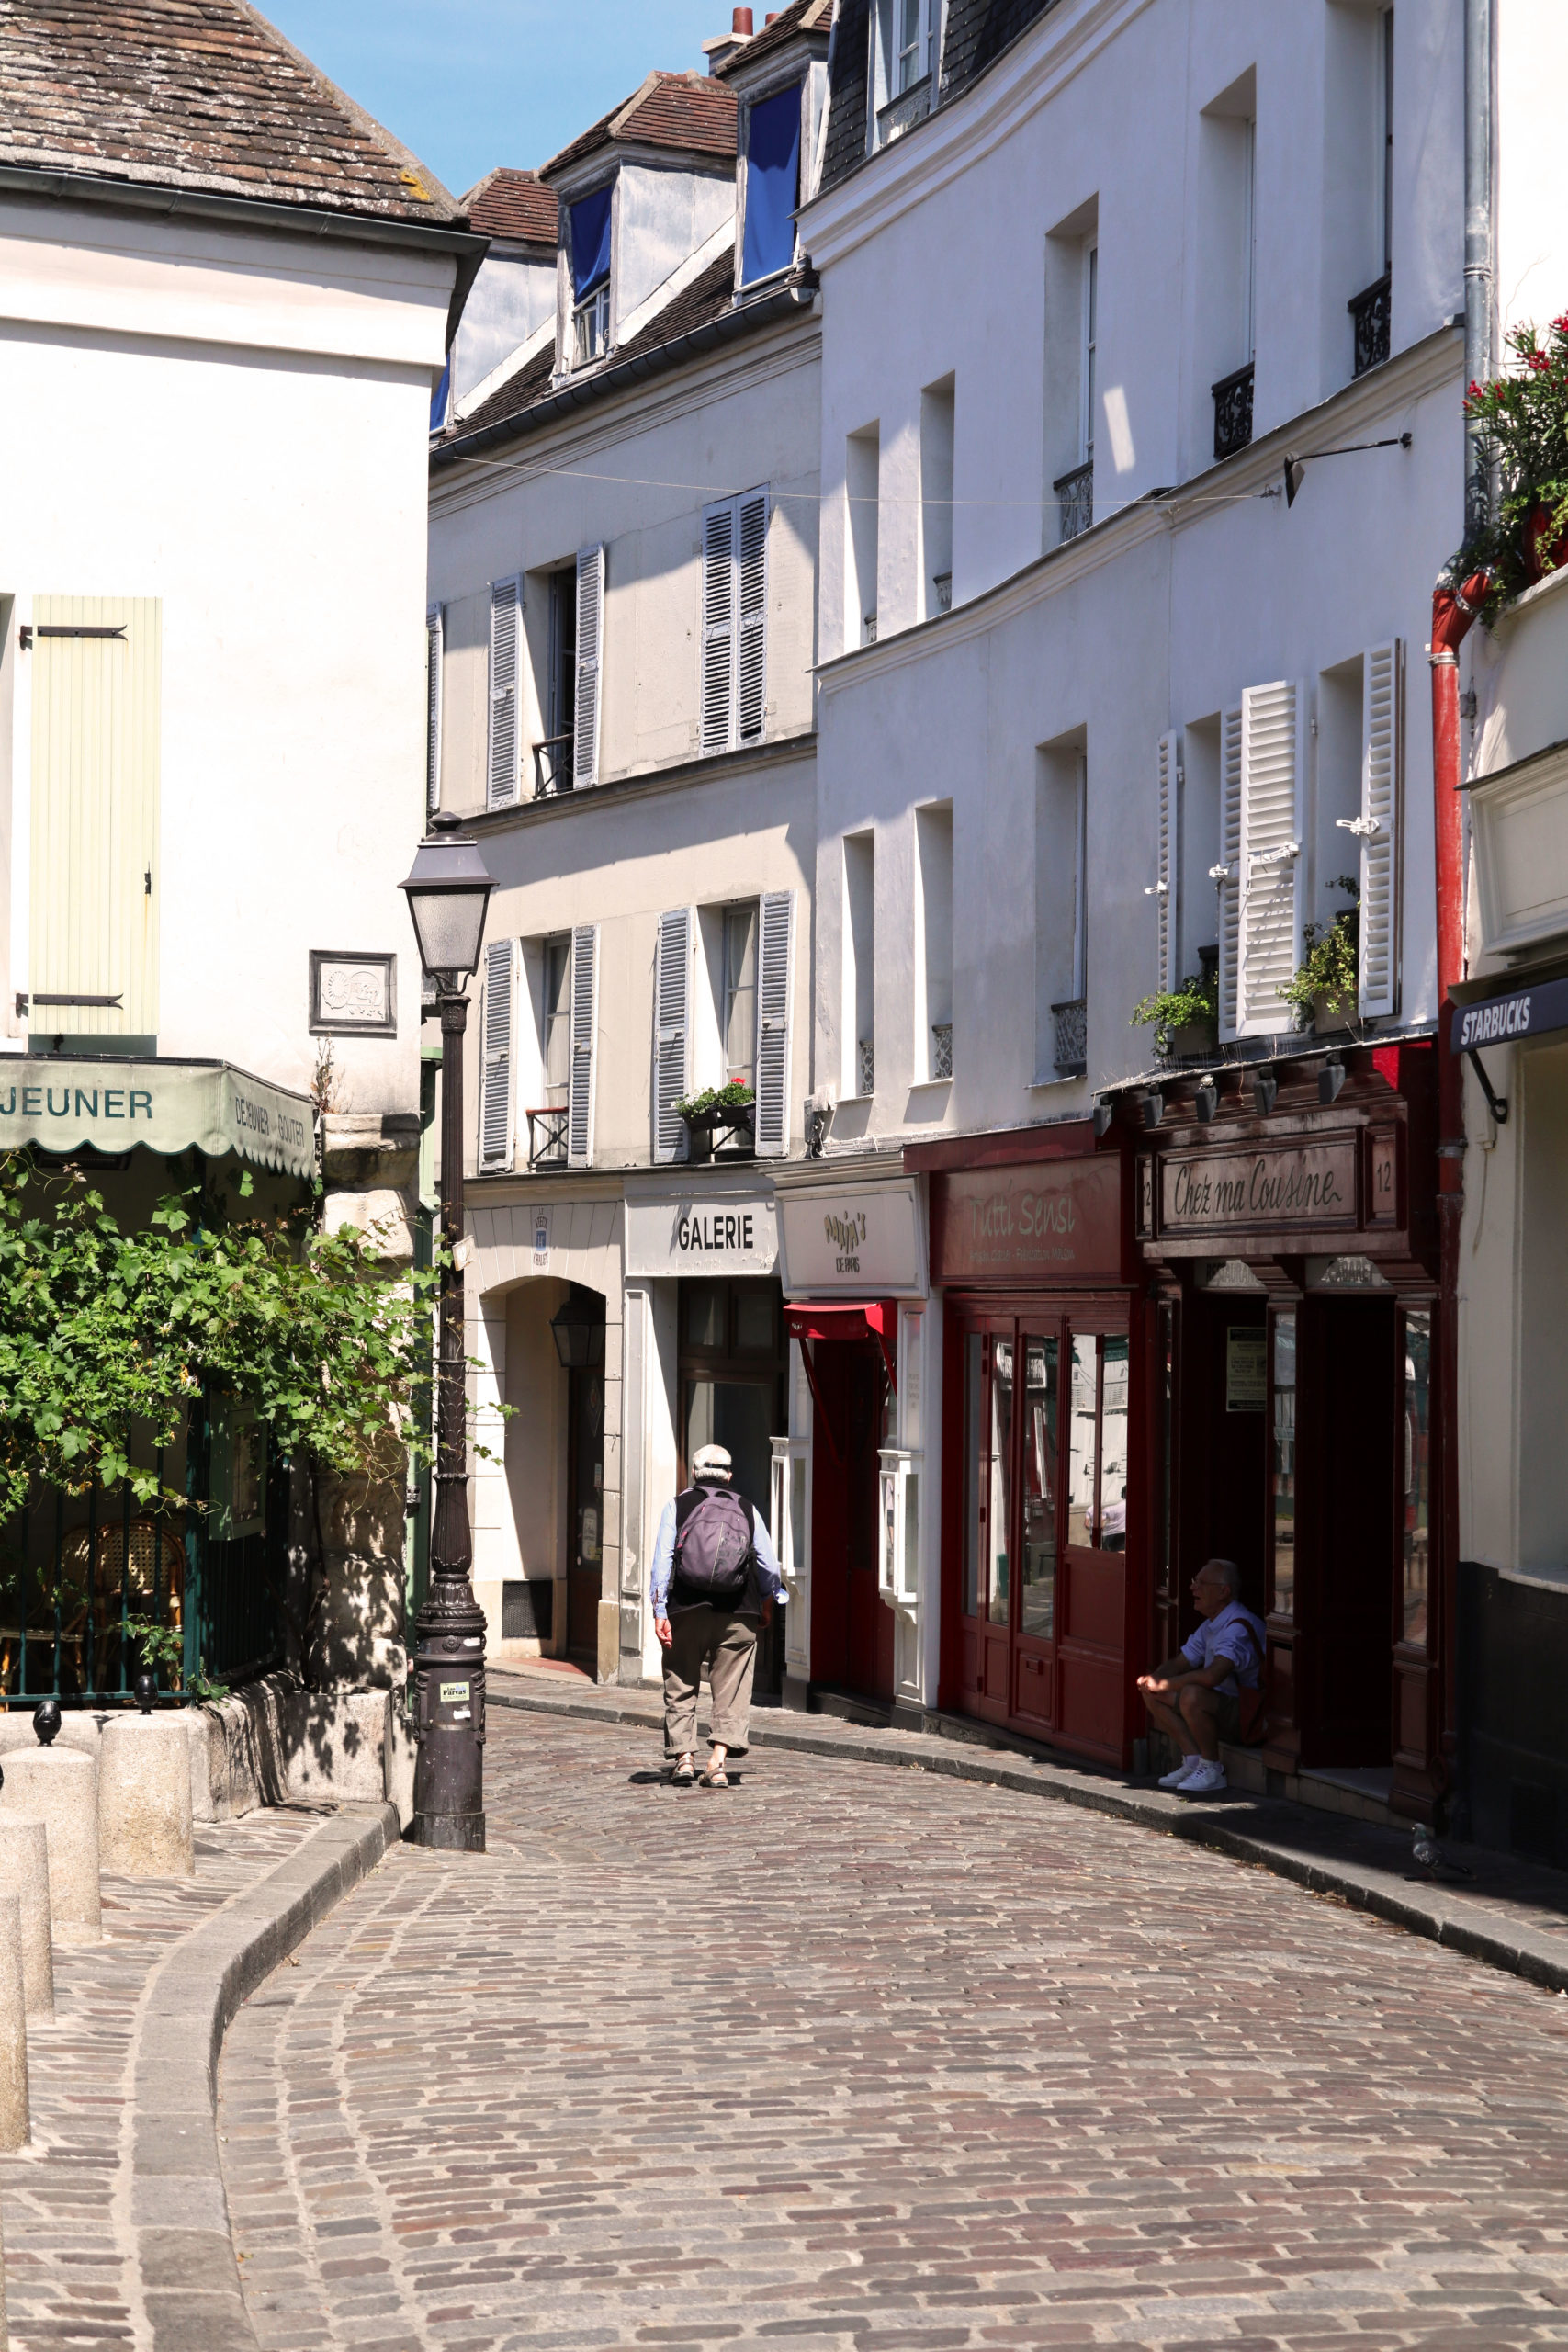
[1428,0,1495,1815]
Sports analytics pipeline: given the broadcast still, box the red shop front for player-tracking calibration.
[913,1127,1144,1767]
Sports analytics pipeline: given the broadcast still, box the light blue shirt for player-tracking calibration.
[1181,1599,1266,1699]
[649,1487,788,1619]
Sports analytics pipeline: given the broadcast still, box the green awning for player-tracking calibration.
[0,1057,314,1177]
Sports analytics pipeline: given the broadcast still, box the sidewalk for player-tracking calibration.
[490,1662,1568,1996]
[0,1795,397,2352]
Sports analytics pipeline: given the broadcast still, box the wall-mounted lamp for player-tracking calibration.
[1195,1077,1219,1125]
[1318,1056,1348,1105]
[1140,1089,1165,1131]
[1252,1071,1279,1117]
[1093,1102,1115,1139]
[1283,432,1412,508]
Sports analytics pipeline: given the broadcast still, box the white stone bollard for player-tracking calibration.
[0,1893,28,2153]
[0,1818,53,2018]
[98,1714,195,1879]
[0,1747,100,1945]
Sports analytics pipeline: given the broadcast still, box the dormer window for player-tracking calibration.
[569,185,613,365]
[872,0,944,148]
[740,81,803,286]
[896,0,923,92]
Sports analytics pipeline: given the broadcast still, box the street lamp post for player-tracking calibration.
[400,820,494,1850]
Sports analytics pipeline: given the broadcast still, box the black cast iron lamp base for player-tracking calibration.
[400,821,495,1852]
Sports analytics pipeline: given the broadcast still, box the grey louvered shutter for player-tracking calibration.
[654,907,692,1162]
[1216,707,1243,1043]
[1354,641,1402,1018]
[574,546,604,786]
[754,888,794,1158]
[1149,731,1180,992]
[568,923,598,1166]
[424,606,443,819]
[1237,680,1306,1038]
[479,938,513,1170]
[701,502,735,754]
[737,490,769,744]
[487,577,521,809]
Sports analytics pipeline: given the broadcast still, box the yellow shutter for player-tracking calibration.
[29,596,161,1039]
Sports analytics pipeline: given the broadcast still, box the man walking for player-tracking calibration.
[650,1444,787,1787]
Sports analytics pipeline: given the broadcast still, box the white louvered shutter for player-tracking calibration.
[701,502,735,754]
[1354,641,1402,1018]
[479,938,514,1170]
[653,907,693,1162]
[1216,708,1243,1042]
[487,577,521,809]
[754,888,795,1158]
[568,923,598,1165]
[424,606,443,819]
[574,547,604,786]
[737,491,769,744]
[1150,731,1181,992]
[1237,681,1306,1037]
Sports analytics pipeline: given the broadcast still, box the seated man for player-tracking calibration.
[1136,1557,1265,1797]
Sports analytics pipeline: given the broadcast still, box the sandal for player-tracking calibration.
[671,1756,696,1785]
[699,1766,729,1789]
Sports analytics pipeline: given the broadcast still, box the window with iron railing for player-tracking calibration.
[1349,274,1391,378]
[1213,362,1255,460]
[573,280,610,368]
[1055,461,1094,545]
[1052,998,1087,1078]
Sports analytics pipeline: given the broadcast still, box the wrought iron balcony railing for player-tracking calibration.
[857,1036,875,1097]
[1212,362,1255,461]
[930,1023,953,1080]
[1348,273,1392,379]
[875,74,931,148]
[532,735,574,798]
[526,1105,569,1170]
[1054,459,1094,545]
[932,571,953,613]
[1052,997,1087,1079]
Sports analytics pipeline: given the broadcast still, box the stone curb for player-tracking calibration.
[130,1800,399,2352]
[489,1685,1568,1999]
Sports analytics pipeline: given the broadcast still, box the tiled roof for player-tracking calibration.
[819,0,1063,195]
[464,166,556,247]
[437,251,806,456]
[0,0,462,224]
[542,71,737,181]
[715,0,832,81]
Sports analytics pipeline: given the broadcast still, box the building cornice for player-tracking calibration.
[817,326,1463,696]
[454,729,816,838]
[803,0,1154,266]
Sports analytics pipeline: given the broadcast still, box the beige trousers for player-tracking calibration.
[662,1605,761,1757]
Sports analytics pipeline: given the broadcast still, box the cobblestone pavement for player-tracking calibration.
[220,1711,1568,2352]
[0,1804,321,2350]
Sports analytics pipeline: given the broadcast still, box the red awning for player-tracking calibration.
[784,1302,898,1461]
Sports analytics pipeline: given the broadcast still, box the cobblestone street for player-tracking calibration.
[219,1710,1568,2352]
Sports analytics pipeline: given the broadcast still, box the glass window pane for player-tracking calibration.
[734,1289,773,1354]
[1272,1312,1297,1619]
[685,1377,773,1513]
[904,1469,919,1600]
[790,1454,807,1574]
[544,937,570,1098]
[1403,1311,1431,1646]
[1157,1305,1174,1600]
[1067,1332,1100,1548]
[988,1338,1013,1626]
[1100,1335,1129,1551]
[1021,1335,1057,1639]
[724,902,759,1089]
[683,1283,726,1351]
[964,1332,983,1618]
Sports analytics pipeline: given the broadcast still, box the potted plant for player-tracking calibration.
[675,1081,755,1162]
[1284,879,1360,1034]
[1131,967,1219,1062]
[1450,312,1568,614]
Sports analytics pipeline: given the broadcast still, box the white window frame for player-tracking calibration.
[1377,7,1394,277]
[1243,117,1258,365]
[573,279,611,368]
[424,605,443,820]
[1081,242,1099,467]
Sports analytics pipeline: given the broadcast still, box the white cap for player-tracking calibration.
[692,1444,732,1480]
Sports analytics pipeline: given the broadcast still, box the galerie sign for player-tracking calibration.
[1160,1141,1357,1235]
[931,1157,1125,1284]
[624,1191,778,1278]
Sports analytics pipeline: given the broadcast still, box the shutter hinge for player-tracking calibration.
[144,868,152,896]
[17,626,31,651]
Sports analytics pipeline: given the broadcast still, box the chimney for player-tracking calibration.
[702,6,754,73]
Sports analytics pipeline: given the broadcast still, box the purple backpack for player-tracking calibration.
[673,1484,754,1600]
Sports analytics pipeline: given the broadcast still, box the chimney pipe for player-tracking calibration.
[733,7,754,30]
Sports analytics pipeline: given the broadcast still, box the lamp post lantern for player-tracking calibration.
[400,818,494,1849]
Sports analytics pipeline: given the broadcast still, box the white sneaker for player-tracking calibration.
[1180,1759,1227,1797]
[1158,1757,1201,1790]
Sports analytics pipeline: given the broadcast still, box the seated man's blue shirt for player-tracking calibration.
[1180,1599,1266,1698]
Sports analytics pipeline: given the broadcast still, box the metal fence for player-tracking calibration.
[0,1394,287,1708]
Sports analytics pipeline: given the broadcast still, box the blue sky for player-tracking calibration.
[264,1,729,200]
